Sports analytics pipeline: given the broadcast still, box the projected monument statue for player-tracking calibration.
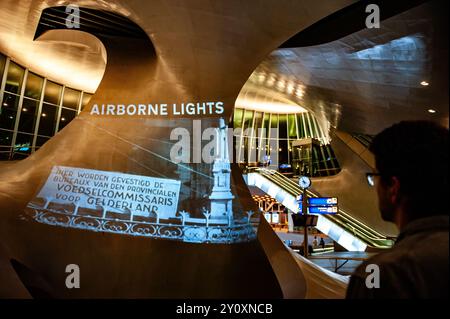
[209,118,234,222]
[23,116,255,244]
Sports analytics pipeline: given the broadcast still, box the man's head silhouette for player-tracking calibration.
[369,121,448,228]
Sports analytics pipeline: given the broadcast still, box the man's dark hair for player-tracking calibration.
[369,120,448,219]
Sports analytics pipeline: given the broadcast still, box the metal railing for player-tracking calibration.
[23,204,257,244]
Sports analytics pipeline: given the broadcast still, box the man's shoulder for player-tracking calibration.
[352,249,411,278]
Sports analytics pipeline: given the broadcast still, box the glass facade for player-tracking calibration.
[0,53,93,160]
[234,107,341,177]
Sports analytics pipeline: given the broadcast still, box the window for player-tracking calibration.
[233,107,341,176]
[24,72,44,100]
[233,108,243,129]
[58,108,76,131]
[0,55,89,160]
[0,54,6,86]
[13,132,33,159]
[44,81,62,105]
[0,93,20,130]
[38,103,58,136]
[18,98,39,133]
[0,129,13,160]
[63,87,80,110]
[5,61,25,94]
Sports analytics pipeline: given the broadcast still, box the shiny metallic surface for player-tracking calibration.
[245,0,448,134]
[0,0,357,298]
[0,0,447,299]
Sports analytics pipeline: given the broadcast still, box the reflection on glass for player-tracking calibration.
[0,93,20,130]
[58,108,76,131]
[24,72,44,100]
[5,61,25,94]
[44,81,62,105]
[63,87,80,110]
[18,98,39,133]
[38,103,58,136]
[288,114,296,138]
[13,132,33,159]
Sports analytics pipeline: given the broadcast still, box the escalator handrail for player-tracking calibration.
[258,169,389,239]
[248,168,394,246]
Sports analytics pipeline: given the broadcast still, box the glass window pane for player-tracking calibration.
[24,72,44,100]
[279,115,288,164]
[233,108,243,129]
[63,87,80,110]
[297,114,305,138]
[44,81,62,105]
[38,103,58,136]
[0,54,6,87]
[262,113,270,138]
[12,132,33,159]
[0,129,13,160]
[288,114,297,139]
[36,135,50,148]
[0,93,20,130]
[270,113,278,129]
[5,61,25,94]
[58,108,76,131]
[278,114,287,139]
[254,111,263,130]
[18,98,39,133]
[242,109,254,133]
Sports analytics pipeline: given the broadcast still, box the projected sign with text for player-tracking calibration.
[36,166,181,218]
[23,118,257,244]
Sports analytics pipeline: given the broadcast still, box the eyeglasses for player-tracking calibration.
[366,172,381,187]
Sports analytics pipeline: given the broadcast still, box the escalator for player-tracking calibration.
[245,167,395,251]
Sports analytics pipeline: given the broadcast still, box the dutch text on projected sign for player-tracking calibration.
[35,166,181,219]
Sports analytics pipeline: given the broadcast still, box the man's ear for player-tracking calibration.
[389,176,401,204]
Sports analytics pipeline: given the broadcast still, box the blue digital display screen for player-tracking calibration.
[308,206,338,214]
[308,197,338,206]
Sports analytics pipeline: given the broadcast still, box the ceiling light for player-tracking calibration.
[420,81,429,86]
[428,109,436,114]
[22,108,27,112]
[61,117,66,121]
[2,103,7,106]
[42,113,47,117]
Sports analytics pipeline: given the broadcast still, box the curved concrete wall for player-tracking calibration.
[0,0,356,298]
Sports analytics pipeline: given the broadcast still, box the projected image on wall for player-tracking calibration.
[24,118,257,244]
